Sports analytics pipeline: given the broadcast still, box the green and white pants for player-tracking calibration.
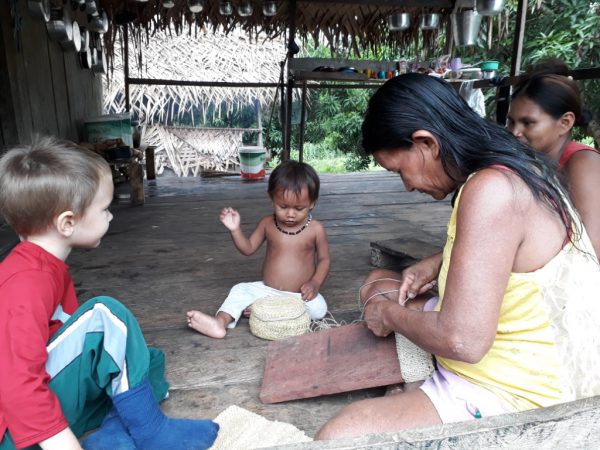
[0,296,168,450]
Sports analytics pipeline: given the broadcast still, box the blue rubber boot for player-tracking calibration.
[113,378,219,450]
[82,407,136,450]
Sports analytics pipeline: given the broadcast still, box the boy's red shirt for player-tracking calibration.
[0,241,78,448]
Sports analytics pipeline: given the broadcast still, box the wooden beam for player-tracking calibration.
[126,78,279,88]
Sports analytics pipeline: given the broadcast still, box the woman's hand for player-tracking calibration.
[364,300,394,337]
[397,252,442,304]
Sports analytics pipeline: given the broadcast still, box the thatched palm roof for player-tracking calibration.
[104,29,286,123]
[97,0,458,57]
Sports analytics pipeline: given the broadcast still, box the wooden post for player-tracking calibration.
[496,0,527,125]
[145,146,156,180]
[123,25,131,112]
[510,0,528,77]
[298,81,307,162]
[255,99,263,148]
[128,159,144,205]
[283,0,297,161]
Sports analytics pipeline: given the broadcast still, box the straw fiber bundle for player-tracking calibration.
[211,405,312,449]
[249,296,310,341]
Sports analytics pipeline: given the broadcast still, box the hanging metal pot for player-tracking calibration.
[476,0,504,16]
[419,13,440,30]
[238,1,253,16]
[92,47,106,74]
[79,26,90,51]
[28,0,51,21]
[46,7,73,42]
[387,13,411,31]
[451,9,482,46]
[85,0,98,16]
[189,0,204,13]
[89,11,109,34]
[79,28,93,69]
[219,1,233,15]
[262,0,277,16]
[60,20,81,51]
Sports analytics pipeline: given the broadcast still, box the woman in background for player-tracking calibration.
[508,60,600,257]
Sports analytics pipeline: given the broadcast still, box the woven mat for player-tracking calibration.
[209,405,312,449]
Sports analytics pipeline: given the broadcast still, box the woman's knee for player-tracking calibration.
[315,402,368,440]
[363,268,399,284]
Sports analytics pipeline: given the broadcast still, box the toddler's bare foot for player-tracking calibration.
[186,310,226,338]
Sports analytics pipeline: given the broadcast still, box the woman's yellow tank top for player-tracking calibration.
[435,184,600,411]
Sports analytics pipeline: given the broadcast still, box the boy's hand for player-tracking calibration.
[300,280,319,301]
[220,207,241,231]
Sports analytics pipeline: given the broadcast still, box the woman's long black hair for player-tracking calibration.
[362,73,574,233]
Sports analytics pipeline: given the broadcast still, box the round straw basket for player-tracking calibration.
[394,332,435,383]
[249,296,310,341]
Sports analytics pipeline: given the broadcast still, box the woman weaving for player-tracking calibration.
[316,73,600,440]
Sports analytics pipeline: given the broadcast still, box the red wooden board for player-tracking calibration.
[260,323,404,404]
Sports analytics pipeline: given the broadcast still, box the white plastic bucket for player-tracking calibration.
[239,147,266,179]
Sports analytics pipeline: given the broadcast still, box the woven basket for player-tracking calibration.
[394,332,435,383]
[249,296,310,341]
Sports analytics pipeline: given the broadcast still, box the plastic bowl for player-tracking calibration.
[479,60,499,71]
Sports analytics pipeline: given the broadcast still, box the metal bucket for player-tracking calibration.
[419,13,440,30]
[451,10,482,47]
[388,13,411,31]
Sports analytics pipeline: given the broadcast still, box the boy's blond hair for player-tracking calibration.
[0,136,111,236]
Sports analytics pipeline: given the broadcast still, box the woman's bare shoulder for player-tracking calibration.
[460,167,530,207]
[564,148,600,175]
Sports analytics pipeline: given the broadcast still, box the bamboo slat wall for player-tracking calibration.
[143,124,257,175]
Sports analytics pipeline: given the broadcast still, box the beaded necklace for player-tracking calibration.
[273,213,312,236]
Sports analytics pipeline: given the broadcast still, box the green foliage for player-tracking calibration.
[303,88,373,170]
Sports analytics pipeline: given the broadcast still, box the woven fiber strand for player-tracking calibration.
[210,405,312,450]
[249,296,310,341]
[395,332,435,383]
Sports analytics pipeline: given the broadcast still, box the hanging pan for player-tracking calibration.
[79,27,93,69]
[61,20,81,51]
[89,11,109,34]
[46,7,73,42]
[92,45,107,74]
[28,0,51,21]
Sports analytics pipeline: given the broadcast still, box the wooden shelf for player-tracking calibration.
[293,70,369,82]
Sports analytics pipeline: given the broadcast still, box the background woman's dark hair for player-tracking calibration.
[512,68,591,128]
[268,160,320,202]
[362,73,573,233]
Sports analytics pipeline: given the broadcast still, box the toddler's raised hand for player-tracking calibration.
[220,207,241,231]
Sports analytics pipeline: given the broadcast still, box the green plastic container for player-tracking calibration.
[479,60,500,71]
